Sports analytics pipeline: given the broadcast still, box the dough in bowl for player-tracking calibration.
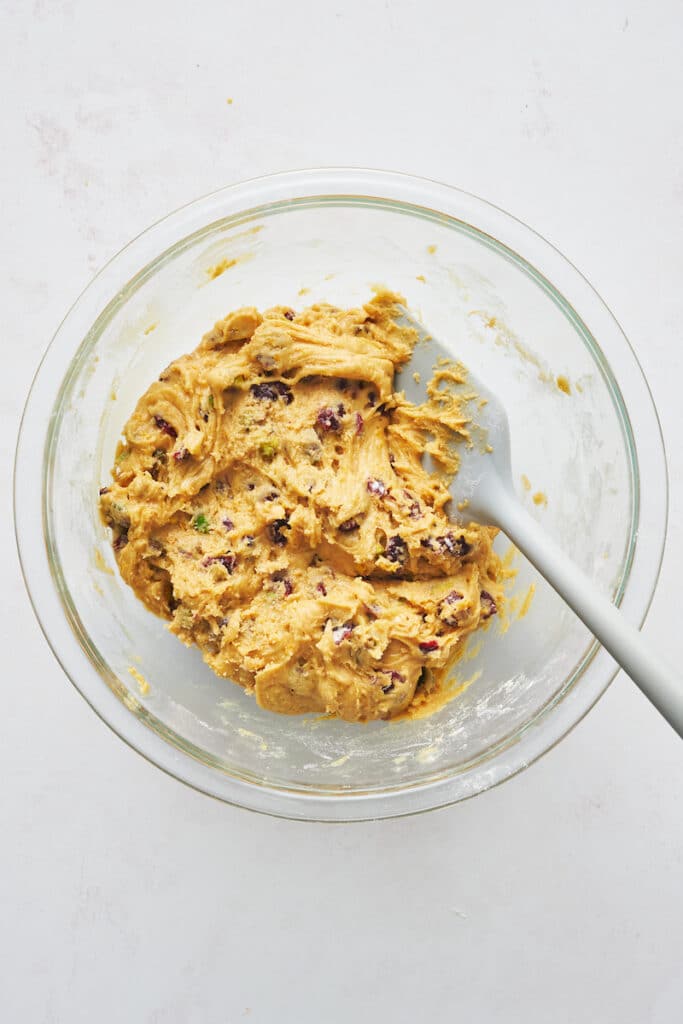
[100,290,504,722]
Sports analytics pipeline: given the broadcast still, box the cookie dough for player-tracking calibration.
[100,290,504,722]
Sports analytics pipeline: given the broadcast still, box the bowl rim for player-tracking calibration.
[14,167,669,821]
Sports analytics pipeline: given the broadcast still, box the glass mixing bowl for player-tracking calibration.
[15,169,667,820]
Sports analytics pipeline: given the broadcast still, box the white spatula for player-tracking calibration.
[396,309,682,738]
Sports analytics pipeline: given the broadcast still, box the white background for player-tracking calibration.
[2,1,683,1021]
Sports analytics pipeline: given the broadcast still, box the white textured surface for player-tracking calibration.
[2,1,683,1021]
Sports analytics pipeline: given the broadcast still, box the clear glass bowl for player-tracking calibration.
[15,169,667,821]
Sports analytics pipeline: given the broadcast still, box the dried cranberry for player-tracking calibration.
[203,554,237,574]
[380,669,405,694]
[153,415,177,439]
[99,486,110,495]
[337,403,346,417]
[367,477,387,496]
[268,518,291,546]
[276,381,294,403]
[316,582,327,596]
[440,590,464,626]
[283,310,295,321]
[437,533,471,557]
[222,517,234,531]
[316,406,342,432]
[480,591,497,619]
[419,639,439,653]
[271,569,293,596]
[402,491,421,519]
[355,412,364,435]
[173,447,189,462]
[420,537,437,551]
[332,622,354,645]
[385,535,408,564]
[338,518,360,533]
[250,381,293,404]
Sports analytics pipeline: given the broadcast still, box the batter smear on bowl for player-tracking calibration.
[100,290,504,722]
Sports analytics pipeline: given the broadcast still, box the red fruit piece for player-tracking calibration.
[380,669,405,694]
[440,590,464,627]
[385,535,408,564]
[332,622,354,645]
[316,406,342,432]
[437,533,471,557]
[271,569,294,596]
[268,518,291,546]
[153,415,177,439]
[250,381,293,404]
[203,554,237,574]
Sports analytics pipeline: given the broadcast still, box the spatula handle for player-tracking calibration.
[494,489,682,738]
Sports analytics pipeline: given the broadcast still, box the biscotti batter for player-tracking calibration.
[100,291,503,722]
